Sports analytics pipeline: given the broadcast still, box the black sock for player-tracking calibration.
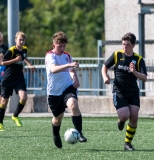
[72,115,82,133]
[0,108,5,123]
[52,123,61,136]
[13,102,25,117]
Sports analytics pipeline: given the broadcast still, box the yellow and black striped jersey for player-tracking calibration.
[2,46,28,83]
[104,50,147,93]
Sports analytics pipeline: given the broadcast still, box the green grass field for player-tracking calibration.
[0,116,154,160]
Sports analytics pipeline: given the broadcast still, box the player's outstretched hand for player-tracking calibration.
[104,74,110,84]
[129,62,136,73]
[70,62,79,68]
[30,65,36,72]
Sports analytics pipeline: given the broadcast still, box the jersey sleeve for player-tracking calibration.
[139,58,147,75]
[3,50,13,61]
[45,53,56,68]
[104,52,115,68]
[23,46,28,59]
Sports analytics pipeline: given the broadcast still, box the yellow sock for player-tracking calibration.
[125,124,136,143]
[0,104,7,109]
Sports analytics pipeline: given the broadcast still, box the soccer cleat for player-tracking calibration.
[12,116,23,127]
[124,142,135,151]
[78,133,87,143]
[118,119,125,130]
[53,135,62,148]
[0,123,4,131]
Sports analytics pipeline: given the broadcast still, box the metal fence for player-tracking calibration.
[24,57,154,96]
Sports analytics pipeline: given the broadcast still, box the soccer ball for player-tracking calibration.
[64,128,80,144]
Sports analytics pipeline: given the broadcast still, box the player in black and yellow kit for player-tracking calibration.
[102,33,147,151]
[0,32,36,131]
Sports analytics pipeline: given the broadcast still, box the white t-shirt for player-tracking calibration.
[45,50,73,95]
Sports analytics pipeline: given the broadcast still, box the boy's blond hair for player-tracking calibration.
[15,31,27,40]
[53,31,68,44]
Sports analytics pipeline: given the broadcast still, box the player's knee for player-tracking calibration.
[119,114,129,121]
[1,98,9,106]
[70,103,79,111]
[67,98,80,113]
[52,117,62,126]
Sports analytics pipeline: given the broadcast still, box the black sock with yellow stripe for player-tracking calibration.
[125,124,136,144]
[13,101,25,117]
[0,104,6,123]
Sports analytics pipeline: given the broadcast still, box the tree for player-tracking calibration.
[1,0,104,57]
[20,0,104,57]
[0,4,7,44]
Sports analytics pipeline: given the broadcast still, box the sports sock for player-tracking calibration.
[13,101,25,117]
[52,123,61,136]
[0,108,5,123]
[125,124,136,144]
[72,115,82,133]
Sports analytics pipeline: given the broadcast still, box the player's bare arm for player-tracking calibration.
[70,69,80,88]
[50,62,79,74]
[24,57,36,72]
[102,65,110,84]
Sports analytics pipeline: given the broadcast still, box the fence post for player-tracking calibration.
[7,0,20,113]
[97,40,103,95]
[138,13,145,96]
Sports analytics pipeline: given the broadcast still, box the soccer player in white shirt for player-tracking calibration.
[45,31,87,148]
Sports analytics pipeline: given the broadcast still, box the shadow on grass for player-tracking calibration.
[64,148,154,152]
[85,148,154,152]
[0,135,50,138]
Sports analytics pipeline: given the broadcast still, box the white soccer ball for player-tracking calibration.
[64,128,80,144]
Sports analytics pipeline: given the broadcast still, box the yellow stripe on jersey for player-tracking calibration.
[9,46,16,59]
[114,50,142,72]
[134,53,142,72]
[114,50,124,66]
[9,46,28,59]
[22,46,28,50]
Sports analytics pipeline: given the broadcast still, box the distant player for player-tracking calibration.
[0,53,6,102]
[102,32,147,150]
[0,31,36,131]
[0,32,8,55]
[45,31,87,148]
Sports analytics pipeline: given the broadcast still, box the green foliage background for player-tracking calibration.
[0,0,104,57]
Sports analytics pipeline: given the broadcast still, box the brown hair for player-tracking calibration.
[122,32,136,45]
[53,31,68,44]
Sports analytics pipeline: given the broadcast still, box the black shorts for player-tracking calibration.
[47,85,78,117]
[1,80,27,98]
[113,92,140,110]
